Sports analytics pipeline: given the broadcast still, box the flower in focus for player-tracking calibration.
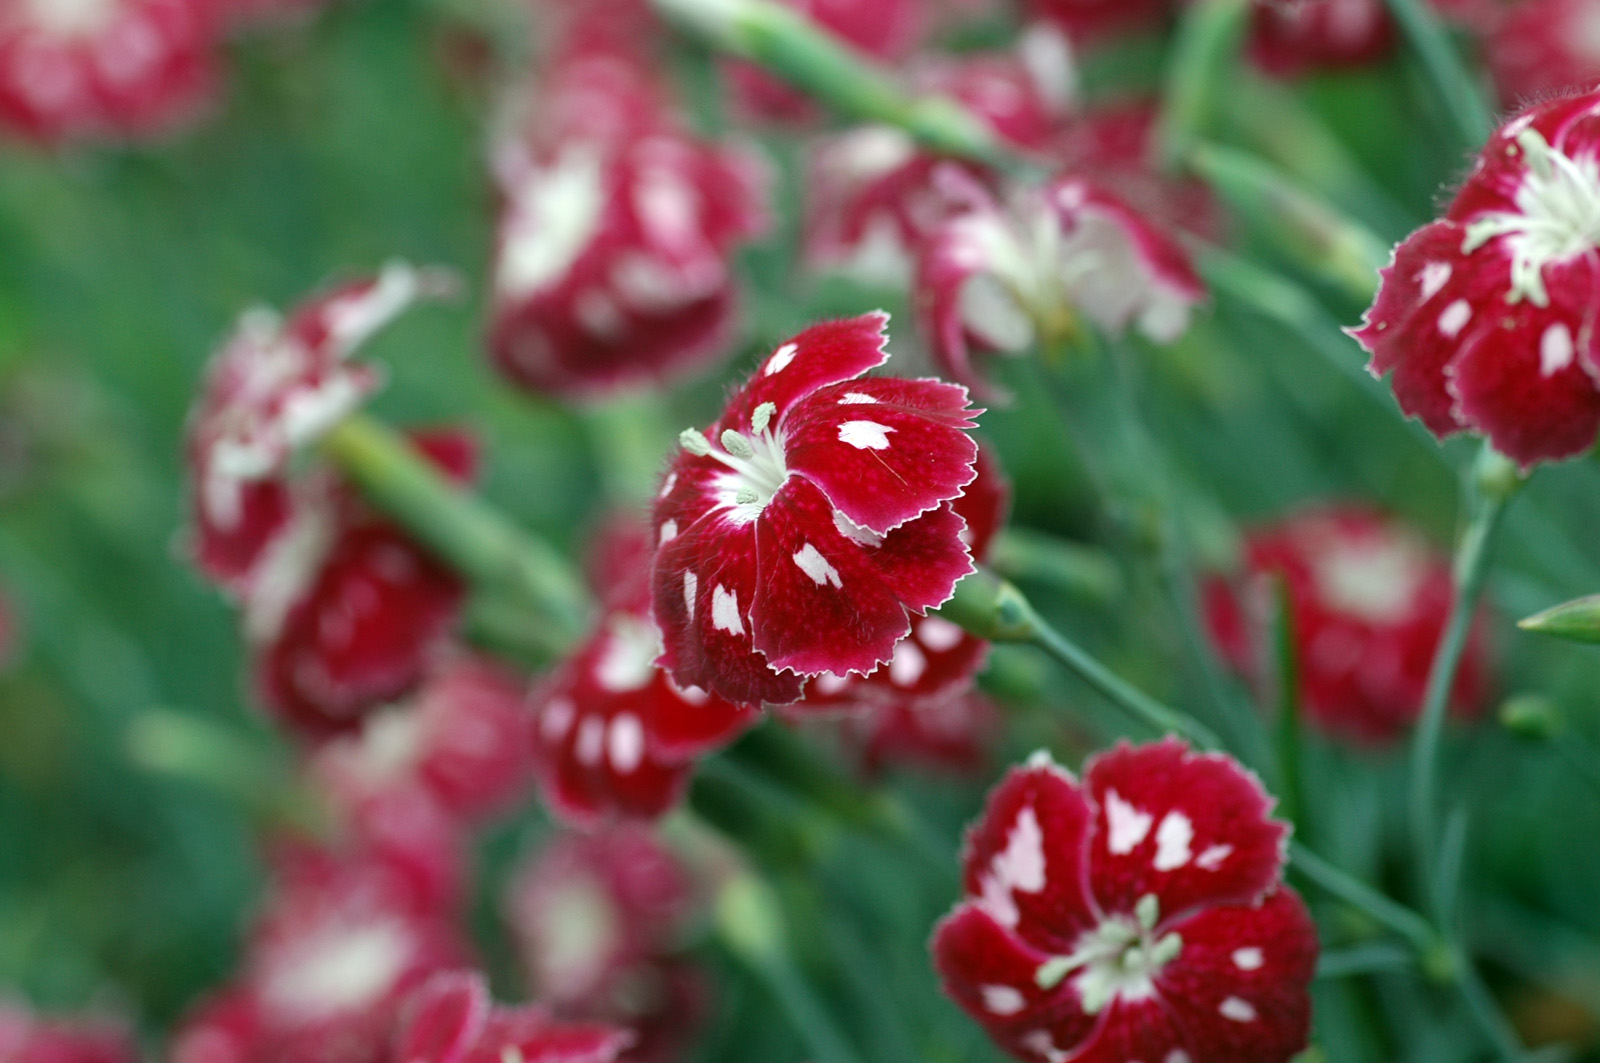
[533,521,757,826]
[1203,505,1491,743]
[486,48,770,398]
[1244,0,1395,78]
[0,0,219,144]
[242,430,475,738]
[802,26,1077,287]
[1351,90,1600,466]
[933,739,1315,1063]
[187,263,455,590]
[171,849,472,1063]
[0,1001,135,1063]
[1483,0,1600,106]
[799,444,1010,773]
[504,827,706,1063]
[651,313,981,706]
[392,971,631,1063]
[916,170,1204,398]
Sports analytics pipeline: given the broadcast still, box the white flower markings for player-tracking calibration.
[651,313,981,707]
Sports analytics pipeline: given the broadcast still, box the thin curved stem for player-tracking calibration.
[1383,0,1494,148]
[1289,842,1443,960]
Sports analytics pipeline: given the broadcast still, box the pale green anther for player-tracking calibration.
[1035,954,1078,990]
[680,428,713,456]
[1136,894,1160,931]
[751,401,777,435]
[1149,931,1183,967]
[721,429,755,458]
[735,488,760,505]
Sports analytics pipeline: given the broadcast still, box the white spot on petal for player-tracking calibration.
[978,806,1047,928]
[917,616,965,651]
[1153,811,1194,871]
[1104,790,1153,855]
[765,342,798,375]
[683,571,698,621]
[576,717,605,766]
[659,472,677,499]
[833,508,884,548]
[980,985,1026,1016]
[1220,996,1257,1022]
[1418,261,1452,301]
[837,420,894,450]
[542,698,576,742]
[1232,947,1264,971]
[1437,299,1472,338]
[888,640,927,686]
[608,713,644,773]
[793,543,843,588]
[1165,1052,1193,1063]
[659,519,678,544]
[1541,322,1576,376]
[1196,844,1233,870]
[711,584,744,635]
[837,392,877,405]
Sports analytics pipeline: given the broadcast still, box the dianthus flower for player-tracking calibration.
[187,263,454,590]
[241,430,474,738]
[651,313,981,706]
[802,27,1076,286]
[0,1001,135,1063]
[934,740,1316,1063]
[917,170,1204,398]
[1203,505,1490,743]
[533,522,757,826]
[1244,0,1395,77]
[1351,90,1600,466]
[170,850,471,1063]
[393,971,631,1063]
[504,827,706,1063]
[0,0,219,144]
[1483,0,1600,106]
[487,52,770,398]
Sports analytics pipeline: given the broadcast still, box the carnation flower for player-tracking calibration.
[1484,0,1600,106]
[393,971,631,1063]
[0,0,219,144]
[1244,0,1395,78]
[487,53,770,398]
[650,313,981,706]
[916,170,1204,398]
[0,1001,135,1063]
[1203,505,1491,743]
[187,263,455,590]
[533,524,757,826]
[933,740,1316,1063]
[171,850,471,1063]
[504,827,706,1063]
[242,430,474,738]
[1351,90,1600,466]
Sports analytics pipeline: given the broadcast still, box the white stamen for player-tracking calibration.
[721,429,755,458]
[751,401,777,434]
[680,428,712,455]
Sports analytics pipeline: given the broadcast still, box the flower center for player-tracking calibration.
[1034,894,1182,1015]
[680,402,789,524]
[1464,126,1600,308]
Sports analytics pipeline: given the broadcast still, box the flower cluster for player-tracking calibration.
[934,739,1316,1063]
[1352,89,1600,466]
[1203,505,1491,743]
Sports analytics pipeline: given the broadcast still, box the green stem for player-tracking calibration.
[1382,0,1494,148]
[320,414,591,645]
[1288,842,1444,962]
[651,0,1018,170]
[1315,942,1415,980]
[1269,575,1307,830]
[941,570,1221,749]
[1158,0,1252,168]
[1409,447,1517,921]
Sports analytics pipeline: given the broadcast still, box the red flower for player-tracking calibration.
[1244,0,1396,78]
[0,0,219,145]
[0,1002,135,1063]
[916,170,1204,399]
[243,430,474,738]
[187,263,455,590]
[533,526,757,826]
[802,28,1077,286]
[1351,90,1600,466]
[933,740,1315,1063]
[1203,505,1491,743]
[1023,0,1172,43]
[487,54,769,398]
[171,851,472,1063]
[393,971,631,1063]
[651,313,981,706]
[504,827,706,1063]
[1484,0,1600,106]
